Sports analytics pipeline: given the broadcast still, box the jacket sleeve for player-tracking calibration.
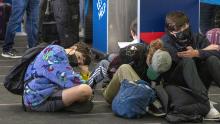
[41,46,85,88]
[195,34,220,59]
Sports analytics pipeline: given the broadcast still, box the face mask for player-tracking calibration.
[175,28,192,46]
[68,54,78,67]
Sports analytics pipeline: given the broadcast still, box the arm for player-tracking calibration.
[178,34,220,58]
[41,46,85,88]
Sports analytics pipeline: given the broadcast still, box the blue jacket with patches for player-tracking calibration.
[23,45,85,108]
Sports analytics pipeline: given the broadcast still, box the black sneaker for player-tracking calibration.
[148,104,166,117]
[1,49,22,58]
[64,100,93,113]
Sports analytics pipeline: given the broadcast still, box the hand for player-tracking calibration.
[177,46,199,58]
[203,44,220,51]
[78,65,89,73]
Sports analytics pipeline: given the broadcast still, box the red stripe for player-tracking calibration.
[140,32,165,44]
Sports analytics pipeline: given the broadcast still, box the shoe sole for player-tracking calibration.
[148,110,166,117]
[1,53,22,59]
[203,118,220,121]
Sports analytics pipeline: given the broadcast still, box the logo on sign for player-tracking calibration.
[97,0,106,20]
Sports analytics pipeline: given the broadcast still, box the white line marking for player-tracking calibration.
[69,113,113,116]
[0,103,21,106]
[0,66,13,68]
[93,101,106,103]
[0,101,106,106]
[209,94,220,96]
[0,60,16,62]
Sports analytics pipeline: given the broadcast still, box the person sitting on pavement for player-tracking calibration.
[161,11,220,119]
[102,39,172,117]
[23,41,93,112]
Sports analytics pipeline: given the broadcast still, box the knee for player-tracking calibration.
[99,60,110,68]
[206,56,218,63]
[78,84,93,99]
[118,64,131,70]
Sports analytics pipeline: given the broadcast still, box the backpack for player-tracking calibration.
[107,43,148,78]
[155,85,210,123]
[206,28,220,45]
[4,42,52,95]
[112,79,156,118]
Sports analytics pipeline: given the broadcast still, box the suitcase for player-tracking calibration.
[0,3,11,40]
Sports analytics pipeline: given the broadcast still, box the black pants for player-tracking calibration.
[51,0,79,48]
[196,56,220,89]
[162,58,209,103]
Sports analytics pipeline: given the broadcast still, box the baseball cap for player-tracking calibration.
[147,49,172,80]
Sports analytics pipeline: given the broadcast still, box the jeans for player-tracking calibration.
[3,0,40,52]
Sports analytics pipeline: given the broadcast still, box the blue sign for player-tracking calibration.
[93,0,107,52]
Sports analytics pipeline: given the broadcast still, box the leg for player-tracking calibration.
[3,0,26,52]
[38,0,47,42]
[26,90,64,112]
[182,59,209,102]
[25,84,92,112]
[103,64,140,104]
[62,84,92,106]
[52,0,78,48]
[88,60,110,88]
[26,0,40,48]
[206,56,220,87]
[163,59,209,102]
[195,59,213,89]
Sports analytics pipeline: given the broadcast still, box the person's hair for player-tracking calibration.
[130,19,137,36]
[165,11,189,32]
[70,42,91,65]
[147,39,166,65]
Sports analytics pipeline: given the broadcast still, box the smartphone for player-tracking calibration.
[177,47,187,52]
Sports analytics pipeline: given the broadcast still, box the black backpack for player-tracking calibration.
[4,42,51,95]
[107,43,148,78]
[155,85,210,123]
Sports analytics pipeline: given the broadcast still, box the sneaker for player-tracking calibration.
[148,104,166,117]
[64,100,93,113]
[1,49,22,58]
[205,107,220,120]
[204,101,220,121]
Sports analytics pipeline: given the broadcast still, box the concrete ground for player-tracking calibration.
[0,36,220,124]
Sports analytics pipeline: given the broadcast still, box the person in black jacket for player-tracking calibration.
[161,11,220,119]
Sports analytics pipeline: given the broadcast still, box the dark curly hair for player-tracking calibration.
[70,42,91,65]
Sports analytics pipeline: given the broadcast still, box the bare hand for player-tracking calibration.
[177,46,199,58]
[203,44,220,51]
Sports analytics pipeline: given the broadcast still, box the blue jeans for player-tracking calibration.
[3,0,40,52]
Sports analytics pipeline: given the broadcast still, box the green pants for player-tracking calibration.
[103,64,140,104]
